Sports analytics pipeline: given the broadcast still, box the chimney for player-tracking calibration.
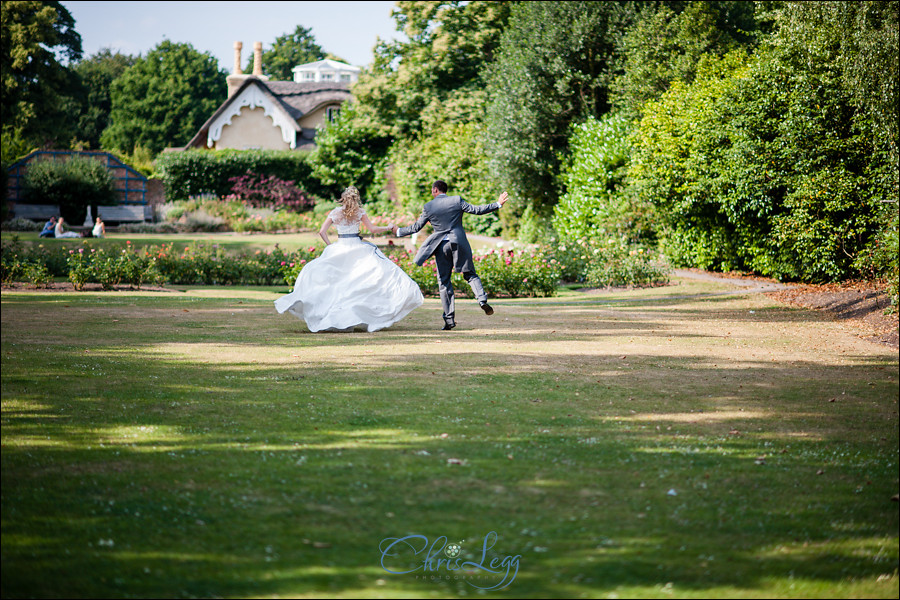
[253,42,263,76]
[233,41,243,74]
[226,40,269,99]
[226,41,249,98]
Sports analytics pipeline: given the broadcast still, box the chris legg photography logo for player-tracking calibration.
[379,531,520,590]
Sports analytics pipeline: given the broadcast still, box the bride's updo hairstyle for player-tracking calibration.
[339,186,362,221]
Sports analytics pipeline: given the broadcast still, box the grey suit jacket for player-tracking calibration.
[397,194,500,273]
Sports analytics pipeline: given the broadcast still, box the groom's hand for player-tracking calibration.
[498,191,509,206]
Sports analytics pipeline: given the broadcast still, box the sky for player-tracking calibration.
[60,1,404,70]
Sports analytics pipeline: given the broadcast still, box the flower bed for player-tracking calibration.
[2,237,563,297]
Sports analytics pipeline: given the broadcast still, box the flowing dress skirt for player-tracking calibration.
[274,237,423,332]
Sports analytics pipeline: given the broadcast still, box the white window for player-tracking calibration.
[321,73,334,81]
[340,73,352,82]
[326,106,340,123]
[302,72,315,81]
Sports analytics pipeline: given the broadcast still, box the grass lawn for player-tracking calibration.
[1,276,897,598]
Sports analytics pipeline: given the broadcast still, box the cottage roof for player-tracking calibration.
[185,77,352,150]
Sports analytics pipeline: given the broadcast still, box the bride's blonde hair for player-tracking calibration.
[339,186,361,221]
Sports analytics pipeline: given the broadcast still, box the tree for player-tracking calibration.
[307,102,392,202]
[1,1,82,149]
[310,1,512,211]
[22,154,117,225]
[484,1,639,238]
[73,48,136,149]
[609,1,765,121]
[254,25,325,80]
[773,1,898,183]
[770,0,898,296]
[100,41,226,154]
[352,0,512,140]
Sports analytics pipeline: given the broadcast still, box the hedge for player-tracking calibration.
[155,149,332,201]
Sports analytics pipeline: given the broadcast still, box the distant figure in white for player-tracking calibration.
[92,217,106,238]
[54,217,81,238]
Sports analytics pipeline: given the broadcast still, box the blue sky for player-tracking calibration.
[60,1,404,69]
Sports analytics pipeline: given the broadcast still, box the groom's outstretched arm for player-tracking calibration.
[460,191,510,215]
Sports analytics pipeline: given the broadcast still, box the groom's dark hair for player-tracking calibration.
[432,180,448,194]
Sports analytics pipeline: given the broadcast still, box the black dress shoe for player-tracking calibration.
[442,321,456,330]
[480,302,494,316]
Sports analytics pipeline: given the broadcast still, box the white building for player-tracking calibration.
[292,59,361,84]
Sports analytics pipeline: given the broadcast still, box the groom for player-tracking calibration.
[393,180,509,330]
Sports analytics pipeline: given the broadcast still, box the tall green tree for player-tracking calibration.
[1,0,82,150]
[254,25,325,80]
[101,40,226,154]
[774,1,898,181]
[310,1,511,206]
[73,48,136,149]
[307,102,393,201]
[352,0,512,139]
[484,1,639,237]
[772,0,898,296]
[609,0,765,120]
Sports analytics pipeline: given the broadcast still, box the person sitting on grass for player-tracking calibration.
[54,217,81,239]
[40,216,57,238]
[92,216,106,238]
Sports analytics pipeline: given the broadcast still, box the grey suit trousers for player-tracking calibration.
[435,238,486,323]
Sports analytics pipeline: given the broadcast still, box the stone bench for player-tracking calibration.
[97,205,151,223]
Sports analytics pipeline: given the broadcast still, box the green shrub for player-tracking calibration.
[23,262,51,287]
[390,122,503,238]
[159,197,318,233]
[630,47,889,282]
[155,149,329,201]
[22,155,117,225]
[2,218,42,232]
[547,236,670,287]
[375,243,560,298]
[66,247,95,291]
[3,237,564,296]
[553,113,655,244]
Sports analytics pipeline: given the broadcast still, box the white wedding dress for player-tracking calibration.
[274,208,424,332]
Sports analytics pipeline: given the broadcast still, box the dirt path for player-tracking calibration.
[674,268,898,348]
[4,267,896,348]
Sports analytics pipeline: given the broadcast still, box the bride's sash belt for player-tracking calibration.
[338,233,361,238]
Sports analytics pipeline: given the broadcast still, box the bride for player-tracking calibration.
[274,186,424,332]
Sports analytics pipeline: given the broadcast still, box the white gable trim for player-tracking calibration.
[207,83,298,149]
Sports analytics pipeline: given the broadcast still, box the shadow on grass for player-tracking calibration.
[2,292,898,598]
